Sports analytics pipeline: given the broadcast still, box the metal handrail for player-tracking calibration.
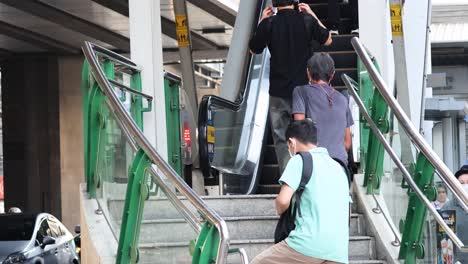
[351,37,468,212]
[82,42,230,264]
[342,73,465,249]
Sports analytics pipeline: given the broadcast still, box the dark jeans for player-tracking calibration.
[328,0,358,30]
[269,96,292,173]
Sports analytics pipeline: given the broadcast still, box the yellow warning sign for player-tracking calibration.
[175,14,189,47]
[175,15,187,28]
[207,126,215,143]
[390,4,403,36]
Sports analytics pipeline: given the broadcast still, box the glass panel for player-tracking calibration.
[94,99,137,241]
[138,169,199,264]
[355,82,468,263]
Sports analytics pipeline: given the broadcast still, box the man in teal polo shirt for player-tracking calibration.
[252,119,350,264]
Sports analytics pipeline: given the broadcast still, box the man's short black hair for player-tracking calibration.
[272,0,296,7]
[285,119,317,145]
[307,52,335,82]
[455,165,468,179]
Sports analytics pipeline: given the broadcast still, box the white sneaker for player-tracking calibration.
[351,28,359,34]
[330,29,339,35]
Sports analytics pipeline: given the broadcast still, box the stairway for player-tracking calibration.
[107,194,384,263]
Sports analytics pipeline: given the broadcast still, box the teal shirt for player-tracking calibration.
[279,147,349,263]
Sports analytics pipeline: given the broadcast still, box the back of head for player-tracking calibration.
[285,119,317,145]
[307,52,335,82]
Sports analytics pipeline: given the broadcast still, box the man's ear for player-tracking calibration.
[306,68,312,82]
[329,71,335,84]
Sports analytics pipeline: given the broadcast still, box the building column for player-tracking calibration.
[128,0,168,160]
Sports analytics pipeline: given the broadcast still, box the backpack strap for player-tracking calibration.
[294,152,313,218]
[332,157,351,188]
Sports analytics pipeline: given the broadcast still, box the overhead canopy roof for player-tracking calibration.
[0,0,237,60]
[432,1,468,46]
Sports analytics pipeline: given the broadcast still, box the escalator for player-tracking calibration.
[198,0,358,194]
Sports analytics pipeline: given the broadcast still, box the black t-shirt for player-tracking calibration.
[249,9,330,98]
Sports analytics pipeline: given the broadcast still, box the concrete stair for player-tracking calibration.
[107,195,384,264]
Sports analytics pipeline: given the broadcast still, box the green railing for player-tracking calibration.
[345,37,468,263]
[82,42,248,264]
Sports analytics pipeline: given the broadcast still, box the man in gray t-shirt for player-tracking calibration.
[292,52,353,164]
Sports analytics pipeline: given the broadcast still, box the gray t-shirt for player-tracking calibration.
[292,84,354,164]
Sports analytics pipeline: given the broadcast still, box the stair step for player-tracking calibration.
[138,214,365,243]
[108,195,278,220]
[138,236,376,263]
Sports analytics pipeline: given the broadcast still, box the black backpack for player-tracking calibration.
[273,154,352,244]
[274,152,313,243]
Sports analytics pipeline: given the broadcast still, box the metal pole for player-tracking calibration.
[389,0,414,165]
[419,0,432,132]
[173,0,199,120]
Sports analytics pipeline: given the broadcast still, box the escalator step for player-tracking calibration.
[257,184,281,194]
[331,68,357,87]
[263,145,277,165]
[329,51,357,69]
[261,164,280,185]
[315,34,356,52]
[309,2,352,20]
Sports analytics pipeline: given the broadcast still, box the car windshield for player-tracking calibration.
[0,214,36,241]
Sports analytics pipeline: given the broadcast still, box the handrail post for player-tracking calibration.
[359,59,389,194]
[398,153,436,262]
[116,149,151,264]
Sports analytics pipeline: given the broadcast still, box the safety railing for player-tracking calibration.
[343,37,468,263]
[82,42,249,263]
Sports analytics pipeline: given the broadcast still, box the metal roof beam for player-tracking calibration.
[91,0,223,50]
[163,48,228,62]
[0,0,130,52]
[188,0,236,27]
[0,21,79,54]
[0,47,14,57]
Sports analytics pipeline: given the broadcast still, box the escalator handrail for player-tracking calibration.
[351,36,468,212]
[82,41,230,264]
[198,92,245,177]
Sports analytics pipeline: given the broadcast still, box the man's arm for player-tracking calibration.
[298,3,332,46]
[294,113,305,120]
[344,127,352,151]
[276,184,295,215]
[249,7,273,54]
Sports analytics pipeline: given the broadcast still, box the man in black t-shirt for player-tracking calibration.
[249,1,331,173]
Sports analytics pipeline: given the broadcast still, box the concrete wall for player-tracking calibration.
[58,57,85,230]
[2,57,62,217]
[1,55,85,231]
